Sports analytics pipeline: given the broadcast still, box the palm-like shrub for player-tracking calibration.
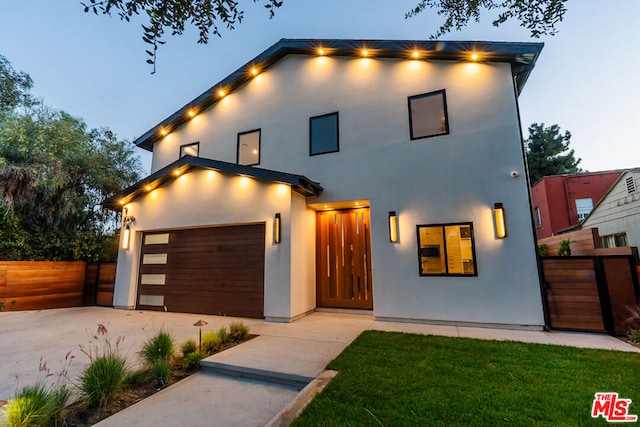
[139,329,176,385]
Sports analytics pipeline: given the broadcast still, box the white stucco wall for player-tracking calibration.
[288,193,316,319]
[133,54,544,328]
[583,171,640,248]
[113,168,300,319]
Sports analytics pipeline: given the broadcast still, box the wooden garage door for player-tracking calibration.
[137,224,265,318]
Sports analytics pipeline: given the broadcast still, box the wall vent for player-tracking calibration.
[626,176,636,194]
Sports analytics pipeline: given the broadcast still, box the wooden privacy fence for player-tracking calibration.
[542,255,640,335]
[84,263,116,307]
[538,227,639,258]
[0,261,116,311]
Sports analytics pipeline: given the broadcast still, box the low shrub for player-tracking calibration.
[217,326,230,344]
[557,239,572,256]
[201,331,222,355]
[149,358,172,386]
[537,243,548,257]
[627,329,640,345]
[181,351,207,371]
[228,322,249,342]
[139,329,175,366]
[123,370,148,388]
[179,338,197,356]
[79,353,128,410]
[78,324,128,410]
[1,382,70,427]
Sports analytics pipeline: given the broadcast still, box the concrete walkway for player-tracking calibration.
[1,307,637,426]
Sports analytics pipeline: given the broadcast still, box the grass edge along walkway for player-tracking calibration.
[293,330,640,426]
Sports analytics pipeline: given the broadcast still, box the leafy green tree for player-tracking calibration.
[525,122,582,186]
[0,54,34,113]
[0,55,142,261]
[81,0,567,71]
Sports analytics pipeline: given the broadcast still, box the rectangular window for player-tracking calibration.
[179,142,199,158]
[417,222,477,276]
[601,233,628,248]
[534,207,542,228]
[408,89,449,140]
[237,129,261,166]
[575,198,593,221]
[310,112,339,156]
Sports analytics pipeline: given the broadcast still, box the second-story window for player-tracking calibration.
[575,198,593,221]
[408,89,449,140]
[237,129,261,166]
[310,112,339,156]
[179,142,199,158]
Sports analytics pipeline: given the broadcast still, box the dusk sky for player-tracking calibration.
[1,1,638,174]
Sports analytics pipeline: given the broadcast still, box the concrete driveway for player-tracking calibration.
[0,306,268,400]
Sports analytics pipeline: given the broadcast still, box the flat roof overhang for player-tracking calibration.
[103,155,323,210]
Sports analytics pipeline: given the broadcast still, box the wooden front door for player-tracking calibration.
[316,208,373,309]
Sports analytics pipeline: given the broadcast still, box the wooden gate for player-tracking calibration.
[542,255,640,334]
[316,208,373,309]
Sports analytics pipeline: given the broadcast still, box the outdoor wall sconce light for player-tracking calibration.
[274,213,281,244]
[121,208,136,250]
[193,319,208,352]
[494,203,507,239]
[388,211,399,243]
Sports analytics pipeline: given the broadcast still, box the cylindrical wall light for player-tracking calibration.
[121,207,135,250]
[122,225,131,250]
[388,211,399,243]
[494,203,507,238]
[274,213,281,244]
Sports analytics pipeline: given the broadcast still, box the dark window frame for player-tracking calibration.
[179,141,200,158]
[408,89,449,140]
[416,221,478,277]
[309,112,340,156]
[534,207,542,228]
[236,129,261,166]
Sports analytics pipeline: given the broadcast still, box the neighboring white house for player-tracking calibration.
[106,38,545,329]
[582,168,640,249]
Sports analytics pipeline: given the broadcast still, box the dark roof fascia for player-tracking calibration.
[135,38,544,151]
[103,155,323,210]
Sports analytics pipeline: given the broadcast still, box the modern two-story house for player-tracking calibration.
[106,38,546,329]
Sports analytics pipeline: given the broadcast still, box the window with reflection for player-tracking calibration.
[237,129,261,166]
[417,222,477,276]
[179,142,199,158]
[408,90,449,140]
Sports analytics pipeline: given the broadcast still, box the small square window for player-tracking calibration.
[310,112,339,156]
[408,90,449,140]
[179,142,199,158]
[417,222,477,276]
[237,129,261,166]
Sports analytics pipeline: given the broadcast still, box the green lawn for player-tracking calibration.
[293,331,640,426]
